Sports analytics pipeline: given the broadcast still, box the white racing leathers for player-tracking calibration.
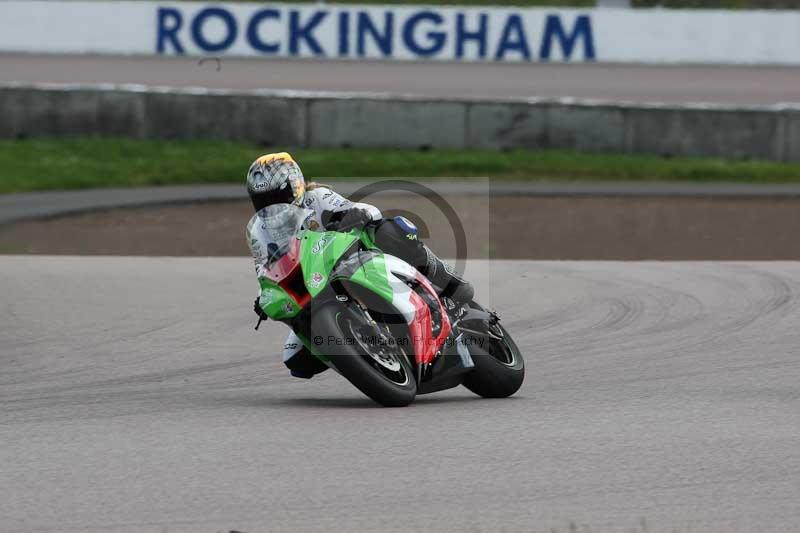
[300,186,381,231]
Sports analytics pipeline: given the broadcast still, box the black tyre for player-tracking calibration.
[462,322,525,398]
[311,302,417,407]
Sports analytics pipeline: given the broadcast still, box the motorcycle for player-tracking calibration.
[250,203,524,407]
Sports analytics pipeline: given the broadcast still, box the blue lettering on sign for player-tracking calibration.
[289,10,328,56]
[153,6,595,63]
[357,12,393,57]
[156,7,184,54]
[247,9,281,54]
[191,7,237,53]
[539,15,595,61]
[455,13,488,59]
[338,11,351,56]
[495,14,530,60]
[402,11,446,57]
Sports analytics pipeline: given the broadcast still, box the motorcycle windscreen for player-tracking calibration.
[247,204,312,282]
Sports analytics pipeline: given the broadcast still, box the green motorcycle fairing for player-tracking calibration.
[256,276,301,321]
[299,229,394,303]
[256,227,394,322]
[298,230,358,298]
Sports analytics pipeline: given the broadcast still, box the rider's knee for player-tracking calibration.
[374,217,426,265]
[391,216,419,241]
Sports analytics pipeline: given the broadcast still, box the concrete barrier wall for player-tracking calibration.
[2,83,799,161]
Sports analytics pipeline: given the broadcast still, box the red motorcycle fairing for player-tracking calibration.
[260,238,301,283]
[405,271,452,366]
[260,239,311,309]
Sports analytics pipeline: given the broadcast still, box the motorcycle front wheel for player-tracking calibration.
[311,302,417,407]
[462,319,525,399]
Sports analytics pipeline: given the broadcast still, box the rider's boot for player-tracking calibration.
[283,332,329,379]
[419,244,474,305]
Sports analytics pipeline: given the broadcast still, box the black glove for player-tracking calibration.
[254,297,269,320]
[322,208,373,232]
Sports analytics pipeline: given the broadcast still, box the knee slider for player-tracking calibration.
[393,216,418,241]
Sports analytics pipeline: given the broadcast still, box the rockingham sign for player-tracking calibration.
[155,6,594,61]
[2,1,800,64]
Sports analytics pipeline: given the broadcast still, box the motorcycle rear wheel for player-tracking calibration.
[312,302,417,407]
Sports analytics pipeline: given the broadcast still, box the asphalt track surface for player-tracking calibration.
[3,53,800,104]
[2,257,800,532]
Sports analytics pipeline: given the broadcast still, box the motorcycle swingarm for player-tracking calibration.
[454,305,503,341]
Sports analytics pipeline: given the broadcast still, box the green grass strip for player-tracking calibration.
[1,138,800,194]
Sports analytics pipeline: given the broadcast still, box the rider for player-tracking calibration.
[246,152,474,378]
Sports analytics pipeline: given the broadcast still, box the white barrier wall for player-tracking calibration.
[2,1,800,64]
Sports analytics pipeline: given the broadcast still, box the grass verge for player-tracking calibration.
[2,138,800,194]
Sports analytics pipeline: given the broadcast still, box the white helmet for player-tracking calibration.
[246,152,306,212]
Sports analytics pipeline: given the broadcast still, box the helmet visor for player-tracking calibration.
[250,181,296,212]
